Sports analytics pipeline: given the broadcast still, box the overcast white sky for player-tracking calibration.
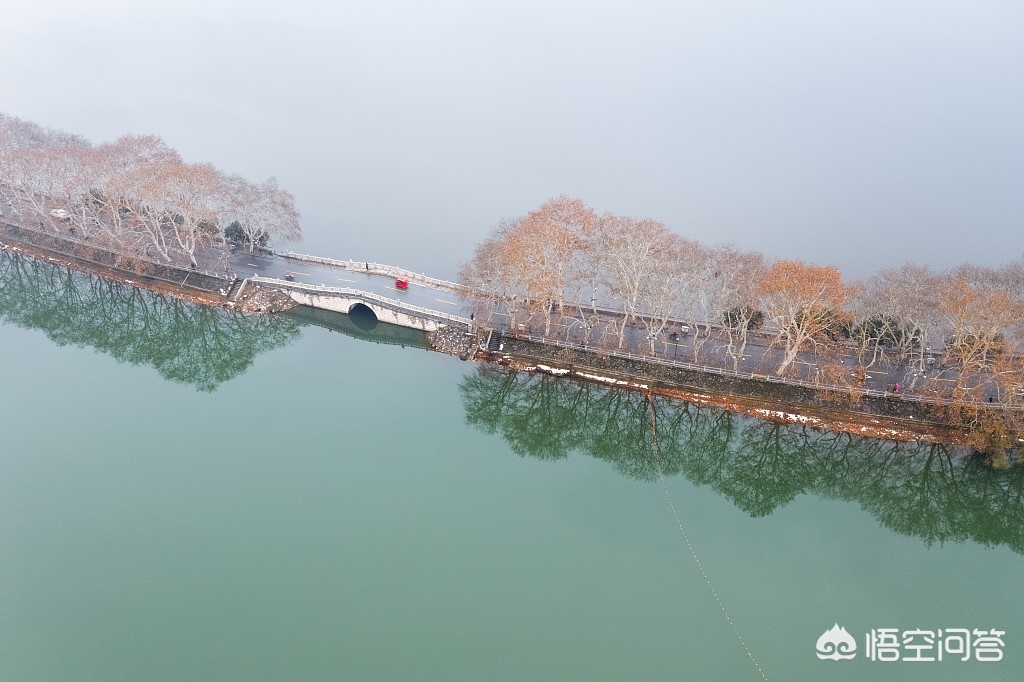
[3,0,1022,280]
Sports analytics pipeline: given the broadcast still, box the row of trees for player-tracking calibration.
[0,113,301,269]
[459,196,1024,404]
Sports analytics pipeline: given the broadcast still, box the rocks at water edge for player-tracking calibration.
[236,285,297,314]
[428,325,479,359]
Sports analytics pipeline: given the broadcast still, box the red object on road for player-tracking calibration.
[395,278,409,289]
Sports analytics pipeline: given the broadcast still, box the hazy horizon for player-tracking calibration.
[3,0,1022,281]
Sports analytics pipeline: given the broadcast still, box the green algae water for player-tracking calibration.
[1,252,1022,681]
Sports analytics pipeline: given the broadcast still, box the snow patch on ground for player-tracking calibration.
[753,408,819,425]
[534,364,571,376]
[528,363,651,389]
[575,370,648,389]
[750,407,912,438]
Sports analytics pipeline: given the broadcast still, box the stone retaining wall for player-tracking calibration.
[498,334,955,431]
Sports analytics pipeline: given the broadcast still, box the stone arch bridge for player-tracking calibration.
[249,275,472,332]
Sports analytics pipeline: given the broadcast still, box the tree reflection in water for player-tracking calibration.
[459,365,1024,554]
[0,251,300,391]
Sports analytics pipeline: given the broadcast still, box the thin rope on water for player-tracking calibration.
[644,391,769,682]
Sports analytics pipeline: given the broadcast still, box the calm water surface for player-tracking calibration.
[1,254,1022,681]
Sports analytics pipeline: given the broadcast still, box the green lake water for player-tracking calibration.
[1,252,1022,681]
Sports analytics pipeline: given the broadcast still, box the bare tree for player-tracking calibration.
[0,114,51,207]
[639,235,705,356]
[221,175,301,254]
[862,263,944,373]
[458,229,519,326]
[845,281,901,367]
[758,260,847,375]
[48,142,104,238]
[163,162,225,268]
[598,215,672,348]
[938,274,1023,393]
[5,146,63,229]
[121,159,176,262]
[498,197,594,336]
[88,135,185,253]
[715,247,767,370]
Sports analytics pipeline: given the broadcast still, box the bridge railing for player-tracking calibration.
[250,275,474,327]
[279,252,463,293]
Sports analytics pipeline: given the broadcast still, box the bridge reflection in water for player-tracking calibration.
[459,364,1024,555]
[287,305,429,349]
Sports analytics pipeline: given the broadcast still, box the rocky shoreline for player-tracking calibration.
[427,324,479,359]
[234,284,297,314]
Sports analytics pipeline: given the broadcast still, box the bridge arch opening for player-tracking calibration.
[348,302,378,331]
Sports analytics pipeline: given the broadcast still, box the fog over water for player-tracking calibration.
[4,7,1024,678]
[4,0,1022,280]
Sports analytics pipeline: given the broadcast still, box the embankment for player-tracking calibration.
[483,334,979,446]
